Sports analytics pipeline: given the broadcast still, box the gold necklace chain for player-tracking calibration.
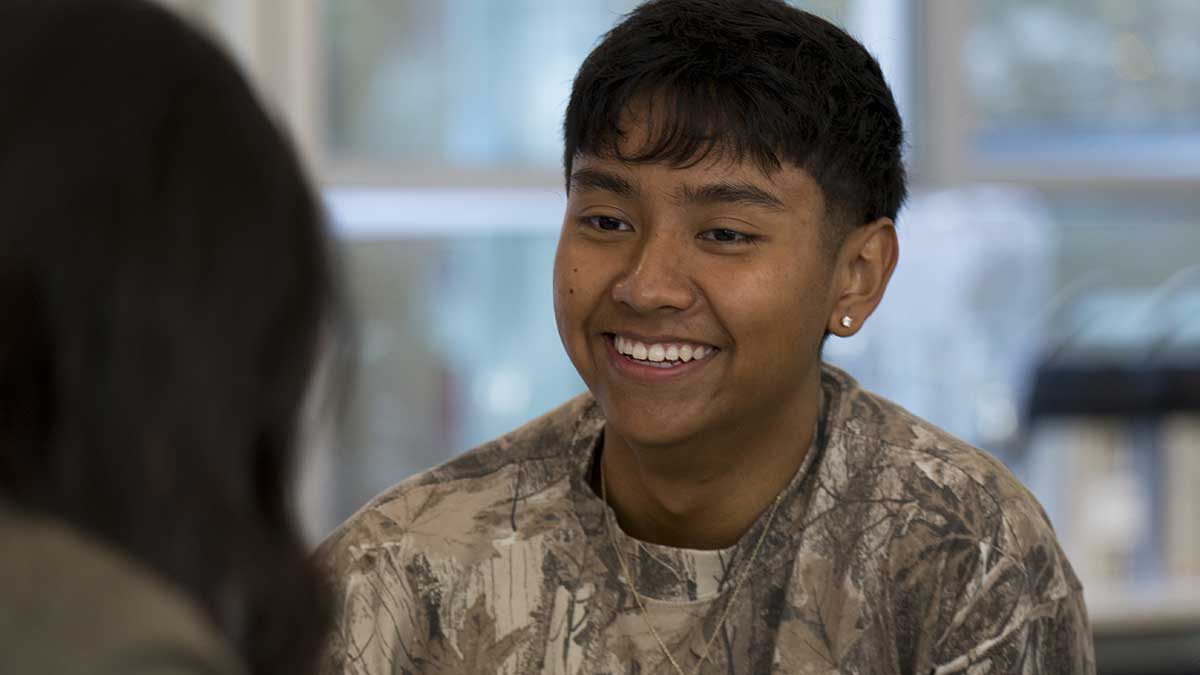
[601,462,787,675]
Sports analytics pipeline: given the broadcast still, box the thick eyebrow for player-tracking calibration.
[568,168,638,198]
[677,181,787,211]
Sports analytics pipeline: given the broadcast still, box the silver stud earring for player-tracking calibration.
[841,315,854,329]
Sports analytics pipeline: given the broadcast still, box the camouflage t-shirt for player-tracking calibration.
[317,365,1095,674]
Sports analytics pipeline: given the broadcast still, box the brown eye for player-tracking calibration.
[586,215,632,232]
[700,228,752,243]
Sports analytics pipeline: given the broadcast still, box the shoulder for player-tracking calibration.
[316,393,598,579]
[808,366,1094,674]
[314,395,600,673]
[0,501,245,675]
[820,365,1079,591]
[817,367,1091,668]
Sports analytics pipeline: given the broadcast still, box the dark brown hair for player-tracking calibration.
[0,1,343,673]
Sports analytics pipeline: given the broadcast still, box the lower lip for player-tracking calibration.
[603,334,717,381]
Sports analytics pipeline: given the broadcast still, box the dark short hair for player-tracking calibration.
[564,0,907,235]
[0,1,347,673]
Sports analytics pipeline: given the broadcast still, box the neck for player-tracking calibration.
[598,374,823,550]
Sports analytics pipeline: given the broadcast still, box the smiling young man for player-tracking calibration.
[318,1,1095,673]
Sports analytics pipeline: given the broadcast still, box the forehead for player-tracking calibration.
[574,101,824,211]
[569,151,825,217]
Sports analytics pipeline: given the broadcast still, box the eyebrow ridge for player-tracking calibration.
[568,168,638,197]
[678,180,786,211]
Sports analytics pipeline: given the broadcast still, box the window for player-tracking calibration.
[323,0,642,170]
[965,0,1200,176]
[321,0,852,175]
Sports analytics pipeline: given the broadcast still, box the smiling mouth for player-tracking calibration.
[605,333,719,369]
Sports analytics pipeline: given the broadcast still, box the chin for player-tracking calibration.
[597,396,703,449]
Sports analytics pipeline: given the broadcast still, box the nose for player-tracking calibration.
[611,232,695,314]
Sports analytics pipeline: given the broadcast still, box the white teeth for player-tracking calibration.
[613,335,713,365]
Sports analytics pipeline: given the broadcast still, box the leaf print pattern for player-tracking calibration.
[772,554,865,674]
[412,595,534,674]
[318,365,1095,675]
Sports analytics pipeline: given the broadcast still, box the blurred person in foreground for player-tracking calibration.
[319,1,1094,673]
[0,1,344,674]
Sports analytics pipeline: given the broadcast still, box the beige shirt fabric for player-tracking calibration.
[0,500,246,675]
[318,364,1095,674]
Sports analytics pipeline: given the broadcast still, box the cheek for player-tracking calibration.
[552,245,576,330]
[553,241,615,382]
[552,241,593,342]
[709,264,826,354]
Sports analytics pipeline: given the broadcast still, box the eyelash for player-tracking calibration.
[698,228,755,244]
[583,215,632,232]
[582,217,756,245]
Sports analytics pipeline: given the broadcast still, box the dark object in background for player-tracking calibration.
[1030,362,1200,419]
[1030,271,1200,419]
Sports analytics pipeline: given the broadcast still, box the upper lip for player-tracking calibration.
[605,331,718,348]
